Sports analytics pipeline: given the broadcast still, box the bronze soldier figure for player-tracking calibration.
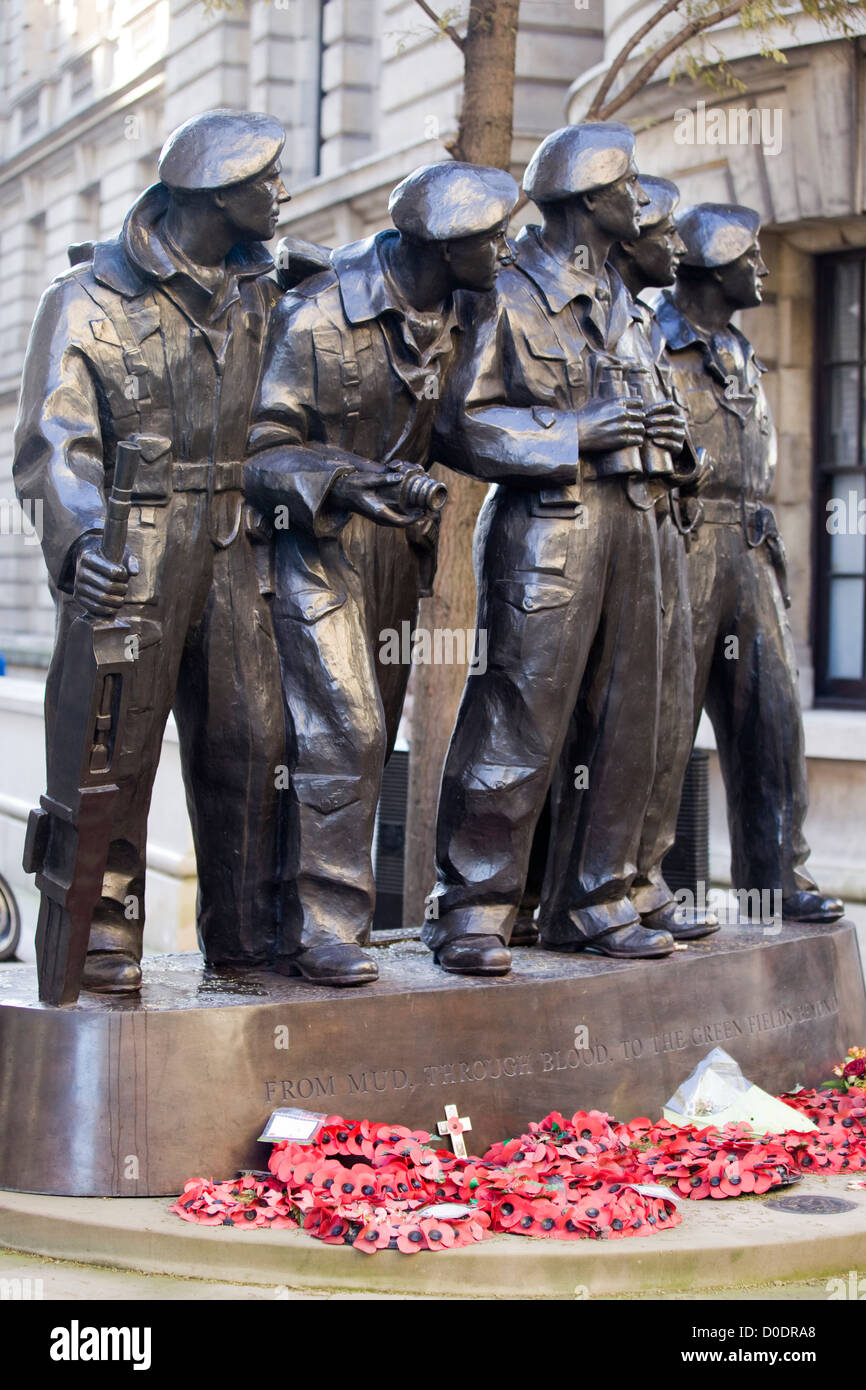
[654,203,844,923]
[562,175,718,939]
[15,110,291,992]
[245,162,519,986]
[424,124,682,976]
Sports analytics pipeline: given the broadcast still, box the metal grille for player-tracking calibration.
[372,750,409,930]
[662,748,710,897]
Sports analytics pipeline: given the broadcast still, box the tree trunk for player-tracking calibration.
[403,0,519,928]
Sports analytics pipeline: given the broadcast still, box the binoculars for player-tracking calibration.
[398,469,449,515]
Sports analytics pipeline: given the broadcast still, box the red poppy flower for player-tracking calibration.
[226,1204,269,1227]
[268,1142,307,1183]
[310,1160,345,1195]
[173,1178,212,1209]
[341,1122,377,1160]
[571,1110,614,1141]
[373,1165,412,1206]
[286,1159,320,1191]
[329,1164,378,1202]
[419,1218,457,1250]
[353,1221,394,1253]
[593,1199,634,1237]
[317,1215,352,1244]
[482,1138,526,1165]
[316,1119,356,1156]
[553,1206,591,1240]
[523,1199,565,1238]
[492,1194,536,1231]
[453,1214,491,1245]
[395,1221,428,1254]
[193,1207,233,1226]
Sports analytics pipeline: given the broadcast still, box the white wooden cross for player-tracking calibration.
[437,1104,472,1159]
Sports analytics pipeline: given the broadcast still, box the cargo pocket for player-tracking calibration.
[293,774,361,815]
[129,435,173,504]
[277,586,347,624]
[487,576,573,673]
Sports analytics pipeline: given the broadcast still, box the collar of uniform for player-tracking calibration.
[512,224,643,324]
[652,287,767,374]
[332,229,466,331]
[96,182,274,297]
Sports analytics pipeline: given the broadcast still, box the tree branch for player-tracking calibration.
[586,0,689,119]
[411,0,465,52]
[597,0,750,119]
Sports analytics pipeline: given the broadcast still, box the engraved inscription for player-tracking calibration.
[422,1055,533,1085]
[258,995,841,1105]
[264,1076,336,1102]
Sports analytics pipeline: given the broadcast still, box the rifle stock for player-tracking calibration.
[24,441,141,1005]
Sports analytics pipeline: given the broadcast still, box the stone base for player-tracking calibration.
[0,920,863,1197]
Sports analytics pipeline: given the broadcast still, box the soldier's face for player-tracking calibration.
[443,222,510,291]
[216,162,290,242]
[631,215,685,287]
[716,241,768,308]
[587,166,650,242]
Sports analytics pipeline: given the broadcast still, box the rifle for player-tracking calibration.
[23,441,141,1005]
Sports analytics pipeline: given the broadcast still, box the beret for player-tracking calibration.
[158,109,285,191]
[389,162,519,240]
[637,175,680,231]
[523,122,636,202]
[676,203,761,267]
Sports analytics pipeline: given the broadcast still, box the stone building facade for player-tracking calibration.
[0,0,862,951]
[567,11,866,910]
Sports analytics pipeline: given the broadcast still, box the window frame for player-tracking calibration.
[813,248,866,707]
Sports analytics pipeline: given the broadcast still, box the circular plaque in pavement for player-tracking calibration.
[765,1194,858,1215]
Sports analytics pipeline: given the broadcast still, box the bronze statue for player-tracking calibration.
[15,110,292,997]
[424,124,683,976]
[542,176,718,942]
[245,161,519,986]
[654,203,844,923]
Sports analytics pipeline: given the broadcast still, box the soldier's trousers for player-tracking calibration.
[342,514,424,755]
[45,490,286,967]
[523,492,695,920]
[687,516,815,896]
[630,496,696,913]
[271,534,387,955]
[423,477,661,951]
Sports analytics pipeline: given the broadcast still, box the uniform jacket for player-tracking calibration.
[247,229,461,505]
[245,230,465,618]
[652,288,776,501]
[433,224,651,508]
[14,182,279,595]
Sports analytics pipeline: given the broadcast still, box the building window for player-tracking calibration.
[70,54,93,103]
[815,250,866,704]
[20,95,40,137]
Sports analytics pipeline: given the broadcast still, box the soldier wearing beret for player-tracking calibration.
[15,110,292,990]
[423,123,682,975]
[245,161,518,985]
[653,203,844,922]
[605,177,718,937]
